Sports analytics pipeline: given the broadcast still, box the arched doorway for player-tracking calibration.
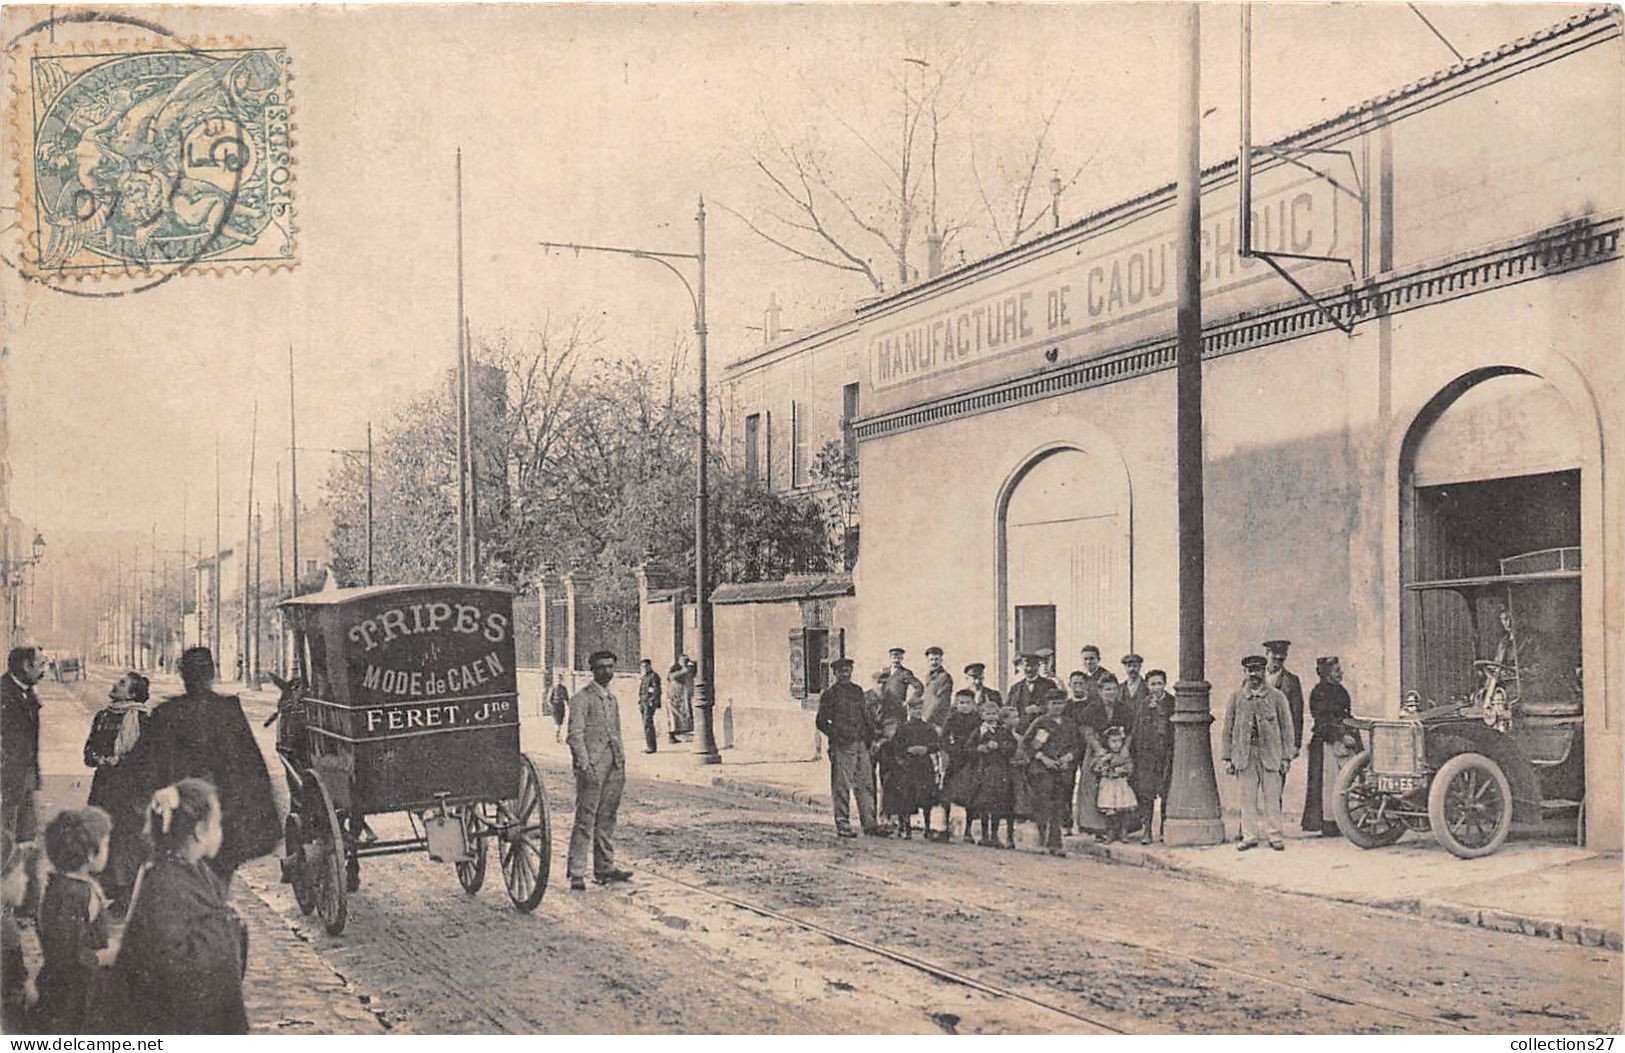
[1400,371,1585,703]
[997,446,1131,686]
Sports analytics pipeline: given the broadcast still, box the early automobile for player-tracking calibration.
[1334,548,1583,858]
[270,584,551,934]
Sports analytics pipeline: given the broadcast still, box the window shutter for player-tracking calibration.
[789,627,806,699]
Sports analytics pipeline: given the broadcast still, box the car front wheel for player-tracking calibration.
[1333,749,1407,849]
[1428,752,1512,859]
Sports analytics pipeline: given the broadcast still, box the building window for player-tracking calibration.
[744,413,761,485]
[304,559,318,578]
[842,382,860,462]
[791,401,808,489]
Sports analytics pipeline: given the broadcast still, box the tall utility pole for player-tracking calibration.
[365,424,375,586]
[243,401,259,687]
[276,462,286,673]
[465,319,481,581]
[289,346,301,600]
[253,506,263,685]
[1163,2,1225,846]
[180,491,187,652]
[214,441,222,664]
[535,194,722,766]
[455,148,470,584]
[693,197,718,766]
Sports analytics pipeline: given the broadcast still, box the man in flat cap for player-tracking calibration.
[881,648,922,715]
[922,646,955,730]
[1263,640,1305,753]
[1222,655,1297,851]
[567,650,633,889]
[815,657,887,838]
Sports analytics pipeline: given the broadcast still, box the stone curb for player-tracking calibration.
[704,774,1623,951]
[1063,835,1625,951]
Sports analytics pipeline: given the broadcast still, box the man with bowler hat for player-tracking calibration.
[1263,640,1306,751]
[1223,655,1297,851]
[567,650,633,889]
[815,658,886,838]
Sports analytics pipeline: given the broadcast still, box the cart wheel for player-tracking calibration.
[285,815,317,916]
[1333,750,1407,849]
[498,754,551,912]
[456,805,488,894]
[303,769,349,935]
[1428,752,1512,859]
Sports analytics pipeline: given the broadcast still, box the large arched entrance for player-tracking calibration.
[996,445,1131,686]
[1398,369,1589,819]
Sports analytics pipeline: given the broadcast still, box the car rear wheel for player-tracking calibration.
[1428,752,1512,859]
[1333,750,1407,849]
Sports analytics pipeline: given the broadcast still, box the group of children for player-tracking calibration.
[1,778,250,1034]
[873,676,1149,855]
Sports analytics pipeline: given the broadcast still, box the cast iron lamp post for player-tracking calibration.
[538,199,722,765]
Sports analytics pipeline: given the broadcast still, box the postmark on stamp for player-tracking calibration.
[10,36,294,286]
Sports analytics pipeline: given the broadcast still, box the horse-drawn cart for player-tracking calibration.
[271,584,550,934]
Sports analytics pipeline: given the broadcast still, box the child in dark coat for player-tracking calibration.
[884,694,943,840]
[36,808,113,1032]
[938,690,983,843]
[969,699,1018,848]
[110,779,248,1034]
[84,672,155,911]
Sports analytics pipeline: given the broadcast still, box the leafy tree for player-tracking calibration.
[809,439,859,570]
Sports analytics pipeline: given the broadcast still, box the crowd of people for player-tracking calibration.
[815,640,1360,854]
[1,645,280,1034]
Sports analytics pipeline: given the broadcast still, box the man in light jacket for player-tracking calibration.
[1222,654,1297,852]
[567,650,633,890]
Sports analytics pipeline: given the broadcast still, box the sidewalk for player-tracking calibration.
[25,674,391,1035]
[525,720,1623,952]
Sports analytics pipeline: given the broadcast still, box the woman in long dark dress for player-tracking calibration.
[1302,656,1356,835]
[84,673,155,911]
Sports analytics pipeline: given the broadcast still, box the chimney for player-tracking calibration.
[764,292,784,346]
[926,229,943,278]
[1050,170,1063,232]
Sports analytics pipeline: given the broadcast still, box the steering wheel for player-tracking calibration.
[1474,659,1518,682]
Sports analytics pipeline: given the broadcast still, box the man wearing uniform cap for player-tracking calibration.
[815,657,886,838]
[881,648,922,714]
[1222,654,1297,851]
[963,662,1002,710]
[567,650,633,888]
[922,647,955,730]
[1262,640,1306,752]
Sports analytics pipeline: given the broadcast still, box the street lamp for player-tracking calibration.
[538,197,723,766]
[4,531,47,637]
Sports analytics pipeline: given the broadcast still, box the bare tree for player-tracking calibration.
[727,52,975,292]
[970,99,1101,249]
